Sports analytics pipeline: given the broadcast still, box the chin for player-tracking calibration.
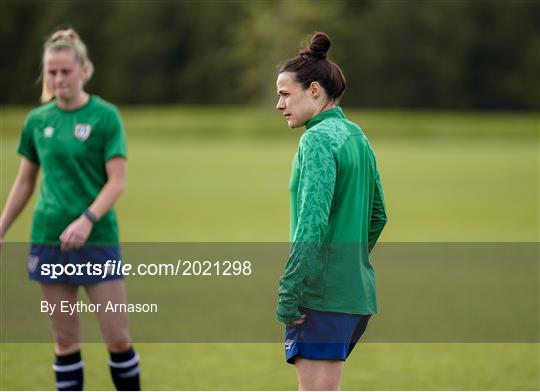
[286,119,299,128]
[55,89,73,99]
[55,93,70,100]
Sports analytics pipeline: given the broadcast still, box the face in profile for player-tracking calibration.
[44,49,88,102]
[276,72,319,128]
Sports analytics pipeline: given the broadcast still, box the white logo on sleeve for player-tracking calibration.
[44,126,54,138]
[74,124,92,141]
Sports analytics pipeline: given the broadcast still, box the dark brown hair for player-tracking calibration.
[278,32,346,101]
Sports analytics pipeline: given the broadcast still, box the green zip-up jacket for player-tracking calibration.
[277,106,387,324]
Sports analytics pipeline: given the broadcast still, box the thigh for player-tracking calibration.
[295,358,344,391]
[39,283,81,351]
[84,279,131,349]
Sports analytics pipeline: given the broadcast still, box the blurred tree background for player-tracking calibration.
[1,0,539,109]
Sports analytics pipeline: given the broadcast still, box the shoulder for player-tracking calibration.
[89,96,124,131]
[301,119,350,153]
[301,126,333,145]
[299,128,339,161]
[25,101,57,123]
[303,115,343,141]
[90,95,121,116]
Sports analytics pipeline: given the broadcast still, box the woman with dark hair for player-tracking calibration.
[276,32,387,390]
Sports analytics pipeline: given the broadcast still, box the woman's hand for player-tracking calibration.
[286,314,307,327]
[58,158,126,252]
[59,215,93,251]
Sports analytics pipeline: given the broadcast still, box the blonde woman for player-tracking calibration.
[0,28,140,390]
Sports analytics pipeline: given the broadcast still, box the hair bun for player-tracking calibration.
[49,28,80,45]
[308,32,331,59]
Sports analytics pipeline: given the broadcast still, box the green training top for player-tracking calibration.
[17,95,127,245]
[277,106,387,324]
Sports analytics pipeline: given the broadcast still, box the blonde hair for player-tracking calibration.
[40,28,94,103]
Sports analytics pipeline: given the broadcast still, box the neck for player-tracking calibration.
[56,91,89,110]
[314,99,336,117]
[321,100,336,112]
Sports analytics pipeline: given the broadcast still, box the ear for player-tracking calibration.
[309,81,322,98]
[81,63,90,81]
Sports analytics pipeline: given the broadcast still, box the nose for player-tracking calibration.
[53,73,64,85]
[276,97,285,111]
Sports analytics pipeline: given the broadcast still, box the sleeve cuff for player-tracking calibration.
[276,305,303,324]
[17,150,40,165]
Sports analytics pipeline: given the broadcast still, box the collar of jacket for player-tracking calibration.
[306,106,345,130]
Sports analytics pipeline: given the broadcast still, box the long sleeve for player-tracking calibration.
[277,131,336,323]
[368,173,387,253]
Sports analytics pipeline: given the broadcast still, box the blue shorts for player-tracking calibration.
[28,244,123,285]
[284,307,371,364]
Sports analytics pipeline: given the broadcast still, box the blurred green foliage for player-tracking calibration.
[1,0,539,108]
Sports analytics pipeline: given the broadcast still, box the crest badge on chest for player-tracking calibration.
[74,123,92,142]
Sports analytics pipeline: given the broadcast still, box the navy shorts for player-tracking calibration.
[28,244,123,285]
[284,306,371,364]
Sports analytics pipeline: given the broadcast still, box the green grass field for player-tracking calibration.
[1,106,538,390]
